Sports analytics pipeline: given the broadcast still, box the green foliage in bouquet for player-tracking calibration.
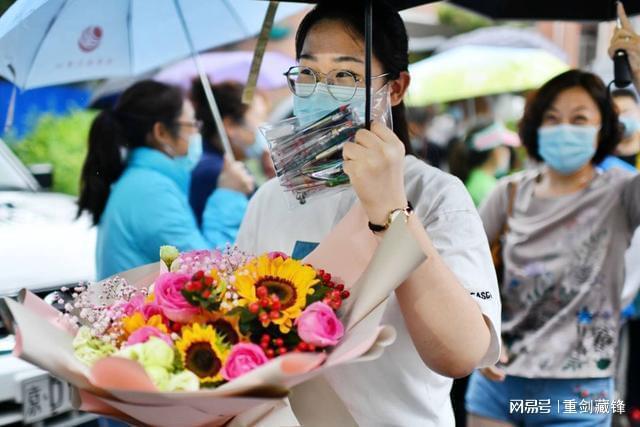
[11,109,96,195]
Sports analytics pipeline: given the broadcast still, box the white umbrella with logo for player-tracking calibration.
[0,0,306,156]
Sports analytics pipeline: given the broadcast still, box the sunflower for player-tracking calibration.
[208,315,242,345]
[176,323,230,384]
[235,255,318,333]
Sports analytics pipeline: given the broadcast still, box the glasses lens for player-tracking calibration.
[327,70,357,102]
[286,66,316,98]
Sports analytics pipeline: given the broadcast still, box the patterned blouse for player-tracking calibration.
[480,168,640,378]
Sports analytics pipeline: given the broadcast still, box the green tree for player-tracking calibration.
[12,110,97,195]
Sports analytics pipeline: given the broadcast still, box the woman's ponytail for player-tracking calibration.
[77,110,127,225]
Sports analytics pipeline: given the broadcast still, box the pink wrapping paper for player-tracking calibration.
[5,202,427,426]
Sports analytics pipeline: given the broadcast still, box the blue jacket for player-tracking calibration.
[96,147,247,279]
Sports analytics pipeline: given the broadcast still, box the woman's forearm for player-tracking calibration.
[395,215,492,378]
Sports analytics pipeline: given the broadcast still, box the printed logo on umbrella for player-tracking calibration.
[78,26,103,53]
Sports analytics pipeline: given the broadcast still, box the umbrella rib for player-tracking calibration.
[127,0,134,74]
[23,0,70,89]
[221,0,250,35]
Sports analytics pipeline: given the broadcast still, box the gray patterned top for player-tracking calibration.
[480,168,640,378]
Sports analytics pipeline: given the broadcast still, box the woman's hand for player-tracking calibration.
[217,156,255,195]
[609,2,640,90]
[342,121,408,226]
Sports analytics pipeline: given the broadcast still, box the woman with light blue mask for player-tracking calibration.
[236,1,502,425]
[466,70,640,426]
[78,80,254,279]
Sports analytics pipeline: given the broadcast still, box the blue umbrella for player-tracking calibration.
[0,0,306,157]
[0,0,305,90]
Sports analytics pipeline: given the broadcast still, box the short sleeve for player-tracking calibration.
[235,185,265,253]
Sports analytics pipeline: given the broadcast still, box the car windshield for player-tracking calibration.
[0,140,31,191]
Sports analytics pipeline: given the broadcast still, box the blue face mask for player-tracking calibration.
[620,115,640,139]
[537,124,598,175]
[174,133,203,171]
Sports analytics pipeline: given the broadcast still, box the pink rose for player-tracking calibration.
[295,302,344,347]
[141,303,164,320]
[154,273,200,323]
[126,326,173,347]
[221,343,269,381]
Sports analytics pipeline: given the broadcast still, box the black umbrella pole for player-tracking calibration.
[365,0,372,130]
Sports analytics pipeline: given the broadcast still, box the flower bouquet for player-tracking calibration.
[1,205,427,427]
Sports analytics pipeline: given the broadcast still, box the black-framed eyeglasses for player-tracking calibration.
[175,120,203,131]
[284,66,390,102]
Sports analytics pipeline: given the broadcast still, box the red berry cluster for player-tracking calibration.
[318,270,350,310]
[248,286,281,324]
[184,270,214,299]
[260,333,288,359]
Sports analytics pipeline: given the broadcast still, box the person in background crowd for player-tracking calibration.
[77,81,254,279]
[610,8,640,424]
[449,121,520,207]
[406,105,445,168]
[613,88,640,167]
[598,89,639,174]
[189,80,271,225]
[466,69,640,426]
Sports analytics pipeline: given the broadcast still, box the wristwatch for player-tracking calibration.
[368,201,414,233]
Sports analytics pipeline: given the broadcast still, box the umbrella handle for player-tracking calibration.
[173,0,235,161]
[365,0,372,130]
[243,2,279,105]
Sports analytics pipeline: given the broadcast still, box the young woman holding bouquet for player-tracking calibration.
[236,1,501,425]
[78,81,255,279]
[465,70,640,426]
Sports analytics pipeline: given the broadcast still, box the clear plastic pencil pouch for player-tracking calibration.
[260,85,392,207]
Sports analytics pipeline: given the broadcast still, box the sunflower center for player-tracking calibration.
[184,342,222,379]
[211,319,239,344]
[256,277,297,309]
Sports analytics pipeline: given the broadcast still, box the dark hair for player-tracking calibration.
[448,121,495,184]
[190,79,249,154]
[78,80,184,225]
[519,69,622,164]
[611,88,639,103]
[295,0,413,155]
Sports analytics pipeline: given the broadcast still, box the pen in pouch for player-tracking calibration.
[325,174,350,187]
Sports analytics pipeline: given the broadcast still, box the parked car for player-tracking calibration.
[0,138,97,426]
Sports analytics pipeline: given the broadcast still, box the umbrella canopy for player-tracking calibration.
[0,0,306,89]
[154,51,295,92]
[406,46,569,105]
[435,26,569,62]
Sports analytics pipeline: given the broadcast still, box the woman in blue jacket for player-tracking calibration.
[78,81,254,279]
